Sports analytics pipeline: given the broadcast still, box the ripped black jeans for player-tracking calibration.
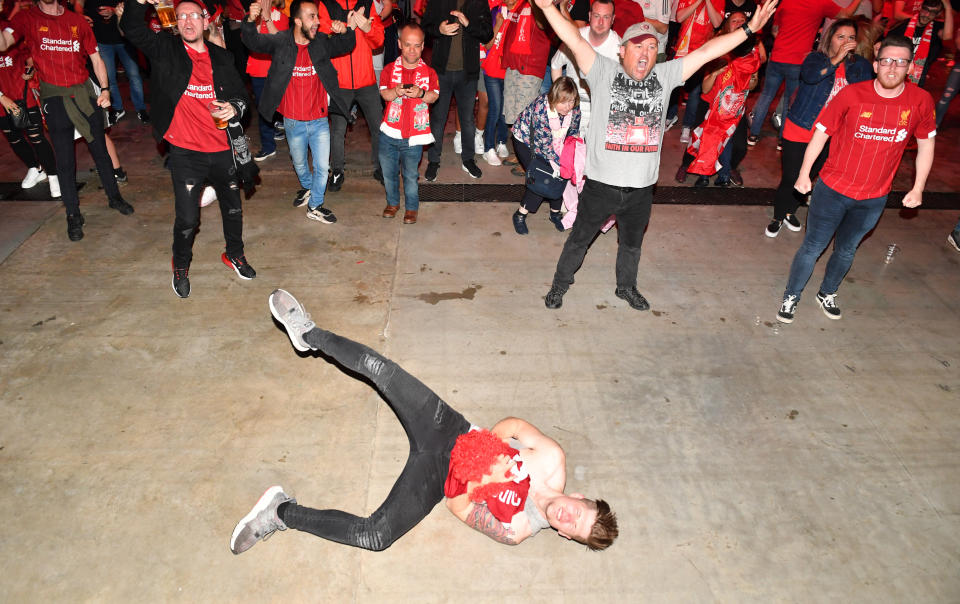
[168,145,244,267]
[279,328,471,551]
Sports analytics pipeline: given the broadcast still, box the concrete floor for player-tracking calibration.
[2,63,960,602]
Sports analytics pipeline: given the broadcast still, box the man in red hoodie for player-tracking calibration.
[320,0,384,190]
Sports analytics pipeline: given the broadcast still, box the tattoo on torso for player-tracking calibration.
[467,503,517,545]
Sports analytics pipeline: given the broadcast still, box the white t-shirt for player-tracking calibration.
[551,26,622,106]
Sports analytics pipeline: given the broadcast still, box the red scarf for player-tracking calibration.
[903,15,934,84]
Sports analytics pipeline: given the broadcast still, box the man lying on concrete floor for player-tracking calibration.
[230,289,618,554]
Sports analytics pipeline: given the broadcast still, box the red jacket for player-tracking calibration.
[318,0,384,89]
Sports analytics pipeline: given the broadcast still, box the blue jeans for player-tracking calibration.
[483,75,508,152]
[250,77,276,155]
[98,42,145,112]
[378,132,422,211]
[784,179,887,300]
[750,61,800,137]
[284,116,330,210]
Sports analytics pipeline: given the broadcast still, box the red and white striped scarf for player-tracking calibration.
[903,14,934,84]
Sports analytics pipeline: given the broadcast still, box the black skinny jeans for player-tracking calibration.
[168,145,244,267]
[772,138,828,221]
[514,137,562,213]
[279,328,471,551]
[0,108,57,175]
[428,69,478,163]
[42,95,121,214]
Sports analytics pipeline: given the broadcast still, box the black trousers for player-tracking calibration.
[0,108,57,175]
[42,95,121,214]
[279,329,471,551]
[514,137,562,213]
[773,138,829,221]
[168,145,244,267]
[552,178,653,290]
[329,85,383,172]
[427,69,477,163]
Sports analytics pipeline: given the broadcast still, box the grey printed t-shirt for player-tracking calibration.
[583,55,685,188]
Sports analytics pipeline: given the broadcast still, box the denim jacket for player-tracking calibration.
[513,93,581,164]
[786,52,873,131]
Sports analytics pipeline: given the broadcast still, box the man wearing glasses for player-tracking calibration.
[776,35,936,324]
[887,0,954,87]
[121,0,253,299]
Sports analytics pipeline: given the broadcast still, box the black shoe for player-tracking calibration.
[512,209,528,235]
[729,169,743,187]
[373,167,384,185]
[765,219,782,238]
[949,229,960,252]
[108,109,126,126]
[108,196,134,215]
[293,188,311,207]
[694,175,710,188]
[615,286,650,311]
[114,167,128,183]
[424,162,440,182]
[172,261,190,298]
[253,149,276,162]
[816,291,842,320]
[549,211,564,232]
[66,213,85,241]
[328,170,344,192]
[544,284,567,309]
[461,160,482,179]
[222,252,256,280]
[714,177,731,188]
[783,213,802,231]
[137,110,150,124]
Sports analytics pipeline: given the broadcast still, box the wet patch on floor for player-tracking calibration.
[415,285,482,305]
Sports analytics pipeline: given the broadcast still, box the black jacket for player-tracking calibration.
[120,0,249,143]
[421,0,493,75]
[241,22,356,121]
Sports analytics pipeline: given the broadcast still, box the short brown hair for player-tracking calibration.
[583,499,618,551]
[548,76,580,111]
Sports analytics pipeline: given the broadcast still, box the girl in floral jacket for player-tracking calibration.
[511,76,580,235]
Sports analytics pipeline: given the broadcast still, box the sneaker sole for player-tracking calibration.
[222,254,255,280]
[784,221,802,232]
[268,289,311,352]
[254,154,276,162]
[776,313,794,324]
[765,227,780,238]
[230,485,285,554]
[819,305,842,320]
[948,234,960,252]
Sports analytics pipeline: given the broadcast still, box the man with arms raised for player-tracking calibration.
[539,0,777,311]
[775,35,936,324]
[231,289,618,553]
[121,0,253,298]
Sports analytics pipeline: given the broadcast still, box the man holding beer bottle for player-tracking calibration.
[121,0,254,299]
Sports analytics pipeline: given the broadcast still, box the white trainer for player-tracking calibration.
[48,175,61,198]
[496,142,509,158]
[482,149,502,166]
[474,130,484,154]
[453,131,462,155]
[22,167,47,189]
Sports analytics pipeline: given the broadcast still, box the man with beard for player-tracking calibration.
[121,0,253,298]
[535,0,777,311]
[1,0,135,241]
[242,0,355,224]
[887,0,953,87]
[776,36,936,324]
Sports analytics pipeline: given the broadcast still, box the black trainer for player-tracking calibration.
[328,170,344,192]
[108,196,134,215]
[222,253,256,280]
[66,213,85,241]
[816,291,841,320]
[461,160,482,179]
[544,284,566,309]
[512,209,528,235]
[549,211,564,232]
[137,110,150,124]
[114,167,128,183]
[784,213,802,231]
[765,219,782,238]
[777,294,798,323]
[293,189,311,207]
[424,162,440,182]
[694,175,710,187]
[615,286,650,311]
[172,260,190,298]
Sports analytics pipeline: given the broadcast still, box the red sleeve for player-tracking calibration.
[379,62,390,88]
[815,83,852,136]
[80,18,98,55]
[428,67,438,94]
[362,10,384,48]
[316,2,333,34]
[824,0,847,18]
[7,11,26,42]
[914,90,937,139]
[275,13,289,30]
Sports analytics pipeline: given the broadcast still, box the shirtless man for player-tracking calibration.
[230,289,618,554]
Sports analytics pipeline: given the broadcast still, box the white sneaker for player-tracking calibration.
[200,185,217,207]
[482,149,502,166]
[679,127,691,144]
[496,142,509,158]
[453,131,462,155]
[21,167,47,189]
[664,115,678,131]
[474,130,484,154]
[47,175,61,198]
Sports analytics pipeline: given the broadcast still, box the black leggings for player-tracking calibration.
[0,108,57,174]
[514,137,562,213]
[279,329,471,551]
[772,138,828,221]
